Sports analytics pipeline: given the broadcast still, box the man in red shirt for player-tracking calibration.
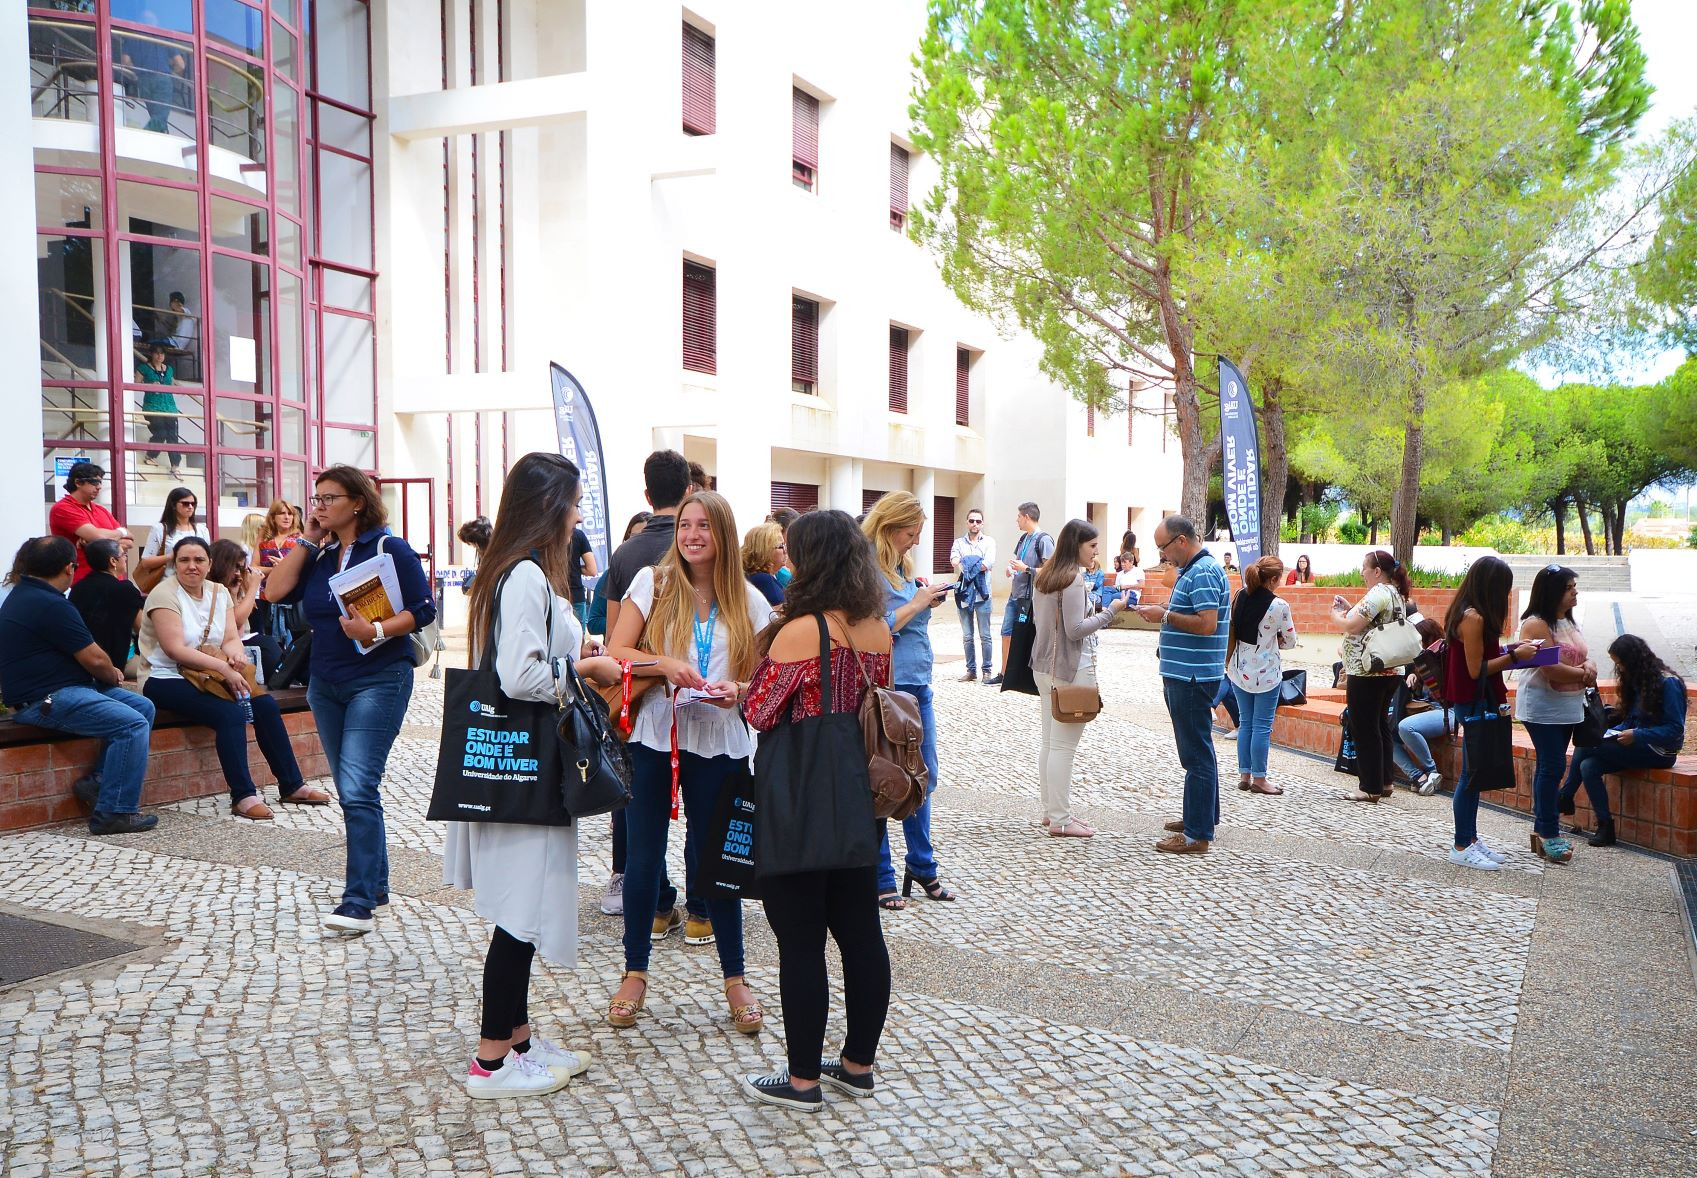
[48,462,135,584]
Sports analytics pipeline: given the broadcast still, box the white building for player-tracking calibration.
[12,0,1180,594]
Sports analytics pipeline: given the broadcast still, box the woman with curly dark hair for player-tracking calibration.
[737,509,892,1112]
[1559,635,1687,847]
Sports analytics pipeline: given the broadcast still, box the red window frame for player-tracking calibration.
[791,296,818,393]
[682,23,715,136]
[683,260,716,374]
[770,481,819,514]
[888,326,908,414]
[931,496,956,572]
[955,346,971,427]
[792,88,818,191]
[889,143,909,230]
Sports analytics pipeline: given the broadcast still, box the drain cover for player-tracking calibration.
[1679,860,1697,956]
[0,912,139,986]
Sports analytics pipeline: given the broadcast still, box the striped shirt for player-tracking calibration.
[1157,550,1230,682]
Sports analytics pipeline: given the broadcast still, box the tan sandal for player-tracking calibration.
[724,975,764,1034]
[232,797,274,821]
[278,785,332,806]
[607,971,647,1028]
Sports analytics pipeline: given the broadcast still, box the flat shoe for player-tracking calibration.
[1154,833,1210,855]
[278,786,332,805]
[1163,820,1186,833]
[1343,792,1379,804]
[1247,783,1284,796]
[232,799,274,820]
[1048,818,1095,838]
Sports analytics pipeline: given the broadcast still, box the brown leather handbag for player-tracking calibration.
[178,586,266,701]
[1050,682,1102,723]
[839,623,926,822]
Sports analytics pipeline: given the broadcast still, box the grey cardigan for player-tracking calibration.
[1030,573,1118,683]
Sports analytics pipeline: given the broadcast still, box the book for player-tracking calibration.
[327,552,404,656]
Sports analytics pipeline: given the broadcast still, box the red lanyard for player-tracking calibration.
[619,658,680,820]
[668,696,681,820]
[616,660,636,735]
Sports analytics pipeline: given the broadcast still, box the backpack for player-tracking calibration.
[841,628,927,821]
[1412,639,1451,706]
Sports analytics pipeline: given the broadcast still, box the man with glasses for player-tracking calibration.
[1135,515,1229,855]
[949,508,997,682]
[48,462,135,585]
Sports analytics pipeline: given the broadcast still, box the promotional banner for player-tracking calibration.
[549,363,612,572]
[1217,357,1263,567]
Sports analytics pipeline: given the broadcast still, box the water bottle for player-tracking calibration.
[239,695,254,724]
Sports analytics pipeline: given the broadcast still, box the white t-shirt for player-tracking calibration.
[143,522,212,578]
[622,564,777,759]
[138,580,229,683]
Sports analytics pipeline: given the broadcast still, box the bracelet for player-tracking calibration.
[373,619,387,643]
[297,538,320,552]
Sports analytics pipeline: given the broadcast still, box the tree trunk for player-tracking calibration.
[1389,382,1426,566]
[1155,271,1208,522]
[1258,377,1289,559]
[1574,496,1594,555]
[1369,518,1379,546]
[1614,499,1629,556]
[1550,496,1566,555]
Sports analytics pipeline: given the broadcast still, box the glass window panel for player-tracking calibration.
[217,451,274,520]
[280,405,305,455]
[38,233,105,381]
[276,213,302,270]
[321,313,374,425]
[272,22,298,81]
[311,0,370,109]
[123,389,205,485]
[206,0,265,56]
[217,396,272,450]
[315,151,372,268]
[30,20,101,127]
[111,0,192,35]
[36,172,101,231]
[322,269,371,313]
[277,271,303,402]
[324,427,374,470]
[43,448,114,516]
[43,387,110,446]
[118,180,198,239]
[316,102,371,156]
[123,241,202,383]
[281,460,307,511]
[111,31,196,140]
[206,53,266,192]
[212,254,270,394]
[272,82,300,216]
[211,196,268,254]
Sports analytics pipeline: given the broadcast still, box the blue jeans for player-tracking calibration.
[1558,741,1678,824]
[143,676,303,803]
[609,808,695,917]
[307,661,413,912]
[1000,595,1028,637]
[14,685,154,814]
[1394,706,1454,779]
[1163,677,1220,841]
[1522,721,1574,839]
[957,601,993,675]
[621,744,744,977]
[878,683,939,892]
[1230,682,1276,778]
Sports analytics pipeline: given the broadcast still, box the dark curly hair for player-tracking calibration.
[757,509,885,656]
[1607,634,1685,724]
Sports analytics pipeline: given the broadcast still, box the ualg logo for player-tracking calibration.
[467,700,507,719]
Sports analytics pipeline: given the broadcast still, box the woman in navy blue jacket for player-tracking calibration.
[263,465,436,934]
[1560,634,1688,848]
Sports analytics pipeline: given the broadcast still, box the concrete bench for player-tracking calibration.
[0,686,327,831]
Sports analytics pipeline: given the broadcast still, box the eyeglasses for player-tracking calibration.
[309,494,348,507]
[1156,536,1180,551]
[78,478,104,487]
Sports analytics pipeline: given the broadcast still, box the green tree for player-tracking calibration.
[1634,118,1697,353]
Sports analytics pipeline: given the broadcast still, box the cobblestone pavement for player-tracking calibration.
[3,621,1695,1176]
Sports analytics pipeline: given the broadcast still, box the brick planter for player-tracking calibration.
[1134,582,1499,635]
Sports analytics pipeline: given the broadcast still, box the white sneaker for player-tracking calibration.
[1470,840,1508,863]
[523,1036,591,1079]
[465,1050,570,1099]
[1448,844,1501,871]
[1418,771,1441,796]
[599,873,624,916]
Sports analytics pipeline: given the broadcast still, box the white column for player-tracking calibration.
[915,467,937,576]
[2,4,46,562]
[826,456,861,515]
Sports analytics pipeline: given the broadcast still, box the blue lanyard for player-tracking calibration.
[692,603,718,678]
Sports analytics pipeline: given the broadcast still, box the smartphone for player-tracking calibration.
[1602,727,1624,741]
[932,583,959,594]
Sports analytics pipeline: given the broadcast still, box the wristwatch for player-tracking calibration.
[372,619,387,643]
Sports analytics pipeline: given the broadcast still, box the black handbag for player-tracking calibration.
[556,658,631,818]
[999,597,1040,696]
[752,615,880,879]
[1461,665,1515,791]
[700,760,760,900]
[1333,707,1358,776]
[1571,687,1609,748]
[1276,668,1308,707]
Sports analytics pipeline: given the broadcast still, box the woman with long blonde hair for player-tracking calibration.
[605,490,777,1034]
[861,492,955,910]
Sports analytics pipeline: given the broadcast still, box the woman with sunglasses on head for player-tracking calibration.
[136,487,210,585]
[1513,565,1597,863]
[603,490,776,1035]
[261,465,435,935]
[443,452,620,1098]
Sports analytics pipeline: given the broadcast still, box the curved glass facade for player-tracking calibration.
[31,0,374,536]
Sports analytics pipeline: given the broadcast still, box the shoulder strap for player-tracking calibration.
[814,613,833,713]
[195,585,219,647]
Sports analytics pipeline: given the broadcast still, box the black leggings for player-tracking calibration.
[760,864,891,1081]
[1346,674,1400,795]
[480,926,534,1041]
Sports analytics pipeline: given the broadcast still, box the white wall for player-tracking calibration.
[3,2,47,561]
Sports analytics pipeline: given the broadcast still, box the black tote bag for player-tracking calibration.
[1461,666,1515,791]
[426,566,571,827]
[752,615,880,879]
[999,597,1040,696]
[1571,687,1610,748]
[700,760,760,901]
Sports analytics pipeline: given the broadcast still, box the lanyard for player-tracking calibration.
[692,603,717,678]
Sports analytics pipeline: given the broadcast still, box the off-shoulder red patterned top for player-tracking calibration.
[742,646,893,731]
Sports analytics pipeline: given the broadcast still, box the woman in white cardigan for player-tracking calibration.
[1029,519,1131,838]
[442,452,621,1099]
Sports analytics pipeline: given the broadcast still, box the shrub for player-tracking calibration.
[1458,515,1534,554]
[1298,502,1340,542]
[1314,566,1466,589]
[1279,516,1300,542]
[1690,526,1697,550]
[1337,519,1368,544]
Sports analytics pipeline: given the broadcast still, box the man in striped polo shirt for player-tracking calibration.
[1136,515,1230,854]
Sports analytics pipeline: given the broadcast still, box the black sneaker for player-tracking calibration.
[983,674,1004,686]
[740,1070,822,1113]
[375,893,389,907]
[818,1058,874,1098]
[89,811,158,836]
[324,903,375,935]
[72,774,100,811]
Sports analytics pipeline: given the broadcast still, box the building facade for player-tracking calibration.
[12,0,1181,590]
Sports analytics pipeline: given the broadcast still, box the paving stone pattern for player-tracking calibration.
[1,621,1693,1176]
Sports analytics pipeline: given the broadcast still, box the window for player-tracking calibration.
[890,143,909,230]
[1086,403,1095,437]
[770,481,819,514]
[862,488,885,516]
[792,88,819,191]
[791,296,818,394]
[682,24,715,136]
[955,347,971,426]
[682,261,716,374]
[888,326,909,414]
[931,496,956,572]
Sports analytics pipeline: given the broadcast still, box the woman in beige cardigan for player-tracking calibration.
[1030,519,1131,837]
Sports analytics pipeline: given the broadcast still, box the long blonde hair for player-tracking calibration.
[238,513,266,554]
[259,499,302,545]
[647,491,758,679]
[862,491,925,589]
